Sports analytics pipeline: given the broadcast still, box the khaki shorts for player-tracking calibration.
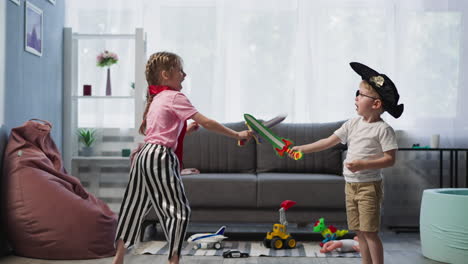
[345,180,383,232]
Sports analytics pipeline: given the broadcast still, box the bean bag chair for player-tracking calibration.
[1,119,117,259]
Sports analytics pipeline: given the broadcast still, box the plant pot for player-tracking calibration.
[80,146,94,157]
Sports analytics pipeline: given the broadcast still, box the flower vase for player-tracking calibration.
[106,67,112,96]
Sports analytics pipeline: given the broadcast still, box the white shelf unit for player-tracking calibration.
[73,96,135,99]
[63,28,146,174]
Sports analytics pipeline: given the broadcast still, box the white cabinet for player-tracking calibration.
[63,28,146,174]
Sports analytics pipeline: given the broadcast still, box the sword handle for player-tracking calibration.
[282,146,303,160]
[275,139,304,160]
[238,122,250,147]
[288,149,303,160]
[238,122,261,147]
[238,135,261,146]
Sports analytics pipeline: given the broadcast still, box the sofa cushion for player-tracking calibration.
[257,173,346,209]
[256,121,346,174]
[182,173,257,208]
[183,122,256,173]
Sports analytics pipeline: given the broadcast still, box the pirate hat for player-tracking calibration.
[350,62,404,118]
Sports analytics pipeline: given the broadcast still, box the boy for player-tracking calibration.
[292,62,404,264]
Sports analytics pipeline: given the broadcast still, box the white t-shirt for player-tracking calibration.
[334,117,398,183]
[336,239,359,252]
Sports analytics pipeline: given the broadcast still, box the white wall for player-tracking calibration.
[0,0,5,124]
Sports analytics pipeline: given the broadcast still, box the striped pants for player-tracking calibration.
[115,143,191,259]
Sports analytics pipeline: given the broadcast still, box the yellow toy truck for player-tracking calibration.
[264,223,297,249]
[263,200,297,249]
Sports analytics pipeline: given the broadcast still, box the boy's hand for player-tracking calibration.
[291,146,301,152]
[345,160,366,172]
[237,130,253,140]
[289,146,303,158]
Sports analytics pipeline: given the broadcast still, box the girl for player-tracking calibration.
[112,52,251,264]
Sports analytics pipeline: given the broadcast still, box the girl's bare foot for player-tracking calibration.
[111,239,125,264]
[168,255,179,264]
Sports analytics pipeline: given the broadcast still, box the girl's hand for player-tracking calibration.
[345,160,366,172]
[181,168,200,175]
[186,122,199,134]
[236,130,252,140]
[130,143,144,165]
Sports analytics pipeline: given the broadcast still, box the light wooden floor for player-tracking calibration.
[0,231,443,264]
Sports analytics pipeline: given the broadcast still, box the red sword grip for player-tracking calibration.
[275,139,304,160]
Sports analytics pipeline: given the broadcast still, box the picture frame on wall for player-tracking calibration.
[48,0,56,5]
[25,1,43,57]
[9,0,21,6]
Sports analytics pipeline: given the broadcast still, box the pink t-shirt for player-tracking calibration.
[144,90,198,149]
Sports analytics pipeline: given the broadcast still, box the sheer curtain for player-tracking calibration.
[65,0,468,147]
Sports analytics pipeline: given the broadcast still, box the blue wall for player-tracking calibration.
[0,0,6,255]
[5,0,64,150]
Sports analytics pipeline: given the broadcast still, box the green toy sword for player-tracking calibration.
[244,114,303,160]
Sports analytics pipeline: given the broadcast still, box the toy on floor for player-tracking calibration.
[238,114,287,146]
[320,236,360,253]
[263,200,297,249]
[313,217,349,246]
[243,114,303,160]
[187,226,227,250]
[223,250,249,258]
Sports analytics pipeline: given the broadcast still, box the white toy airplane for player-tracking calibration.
[187,226,228,250]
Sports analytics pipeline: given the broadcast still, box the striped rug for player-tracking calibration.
[134,241,361,258]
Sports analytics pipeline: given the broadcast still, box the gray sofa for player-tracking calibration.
[143,120,347,229]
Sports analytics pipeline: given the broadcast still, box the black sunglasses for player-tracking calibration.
[356,90,379,100]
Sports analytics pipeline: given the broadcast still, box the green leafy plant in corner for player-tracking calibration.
[77,128,96,147]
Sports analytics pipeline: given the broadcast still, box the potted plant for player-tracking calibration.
[77,128,96,156]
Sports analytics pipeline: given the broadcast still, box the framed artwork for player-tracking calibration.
[25,1,43,57]
[9,0,20,6]
[48,0,56,5]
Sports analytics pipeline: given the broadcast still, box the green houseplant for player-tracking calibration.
[77,128,96,156]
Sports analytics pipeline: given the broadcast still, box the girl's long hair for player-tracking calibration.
[139,52,183,135]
